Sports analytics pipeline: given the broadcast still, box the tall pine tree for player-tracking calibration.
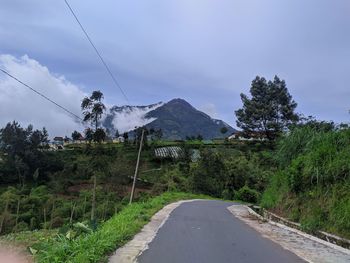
[235,76,298,140]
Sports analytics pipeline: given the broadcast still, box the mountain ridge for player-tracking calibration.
[103,98,236,139]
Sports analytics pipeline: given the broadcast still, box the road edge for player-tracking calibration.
[246,206,350,256]
[109,199,205,263]
[228,204,350,263]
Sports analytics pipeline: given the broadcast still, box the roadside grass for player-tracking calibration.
[260,126,350,239]
[34,192,211,263]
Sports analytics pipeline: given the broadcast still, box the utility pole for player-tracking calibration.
[129,129,145,204]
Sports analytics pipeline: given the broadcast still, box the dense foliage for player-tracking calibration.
[261,126,350,237]
[235,76,299,140]
[0,121,59,185]
[0,122,273,237]
[0,143,135,235]
[150,145,273,203]
[2,116,350,262]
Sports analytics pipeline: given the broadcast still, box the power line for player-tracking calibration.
[0,68,84,122]
[64,0,130,104]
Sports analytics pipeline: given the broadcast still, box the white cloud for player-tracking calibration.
[0,54,85,138]
[199,103,219,119]
[110,103,163,133]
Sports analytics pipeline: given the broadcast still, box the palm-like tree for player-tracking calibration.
[81,91,106,130]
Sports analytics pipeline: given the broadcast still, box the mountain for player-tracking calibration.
[103,98,236,140]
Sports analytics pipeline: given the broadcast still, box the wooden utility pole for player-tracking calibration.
[91,175,97,221]
[129,129,145,204]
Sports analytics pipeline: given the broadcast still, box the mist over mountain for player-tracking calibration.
[103,98,235,140]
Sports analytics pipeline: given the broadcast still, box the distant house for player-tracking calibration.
[228,131,267,141]
[113,136,125,143]
[48,143,64,151]
[64,137,73,145]
[53,137,64,145]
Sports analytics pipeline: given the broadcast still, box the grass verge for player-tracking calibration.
[34,192,210,263]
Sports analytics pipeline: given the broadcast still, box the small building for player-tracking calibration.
[154,146,183,159]
[53,137,64,145]
[113,136,125,143]
[48,144,64,151]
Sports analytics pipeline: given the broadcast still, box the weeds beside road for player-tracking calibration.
[34,192,209,263]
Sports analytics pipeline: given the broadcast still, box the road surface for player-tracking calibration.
[137,200,305,263]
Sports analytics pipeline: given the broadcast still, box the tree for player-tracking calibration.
[115,129,120,138]
[0,187,18,234]
[122,132,129,141]
[235,76,299,140]
[30,127,49,148]
[220,127,228,135]
[294,115,335,132]
[72,130,82,141]
[85,128,94,144]
[0,121,30,158]
[93,128,106,143]
[134,127,149,148]
[190,150,226,197]
[0,122,50,184]
[81,91,106,131]
[154,129,163,140]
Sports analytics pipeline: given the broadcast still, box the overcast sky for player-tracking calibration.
[1,0,350,136]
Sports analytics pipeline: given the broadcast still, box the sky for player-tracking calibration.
[1,0,350,136]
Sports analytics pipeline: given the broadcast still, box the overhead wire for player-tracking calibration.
[64,0,130,104]
[0,68,84,122]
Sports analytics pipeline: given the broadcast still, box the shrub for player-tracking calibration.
[221,189,234,200]
[235,185,260,203]
[13,221,29,232]
[260,171,289,208]
[300,206,327,234]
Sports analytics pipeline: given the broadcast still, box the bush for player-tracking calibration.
[235,185,260,203]
[260,171,289,208]
[300,206,327,234]
[13,221,29,232]
[221,189,234,200]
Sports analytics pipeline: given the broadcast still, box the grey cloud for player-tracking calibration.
[0,0,349,128]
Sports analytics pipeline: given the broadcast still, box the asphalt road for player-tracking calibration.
[137,200,305,263]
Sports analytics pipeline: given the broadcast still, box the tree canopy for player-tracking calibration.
[235,76,299,140]
[0,121,57,184]
[81,91,106,131]
[72,130,82,141]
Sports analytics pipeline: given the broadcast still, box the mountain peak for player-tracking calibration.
[103,98,236,139]
[168,98,189,104]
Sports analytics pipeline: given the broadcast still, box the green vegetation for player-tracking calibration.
[31,192,208,263]
[0,119,274,263]
[235,75,299,140]
[1,81,349,262]
[261,125,350,238]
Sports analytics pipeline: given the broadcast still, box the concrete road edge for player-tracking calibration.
[109,199,205,263]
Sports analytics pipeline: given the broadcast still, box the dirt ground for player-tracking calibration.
[0,246,32,263]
